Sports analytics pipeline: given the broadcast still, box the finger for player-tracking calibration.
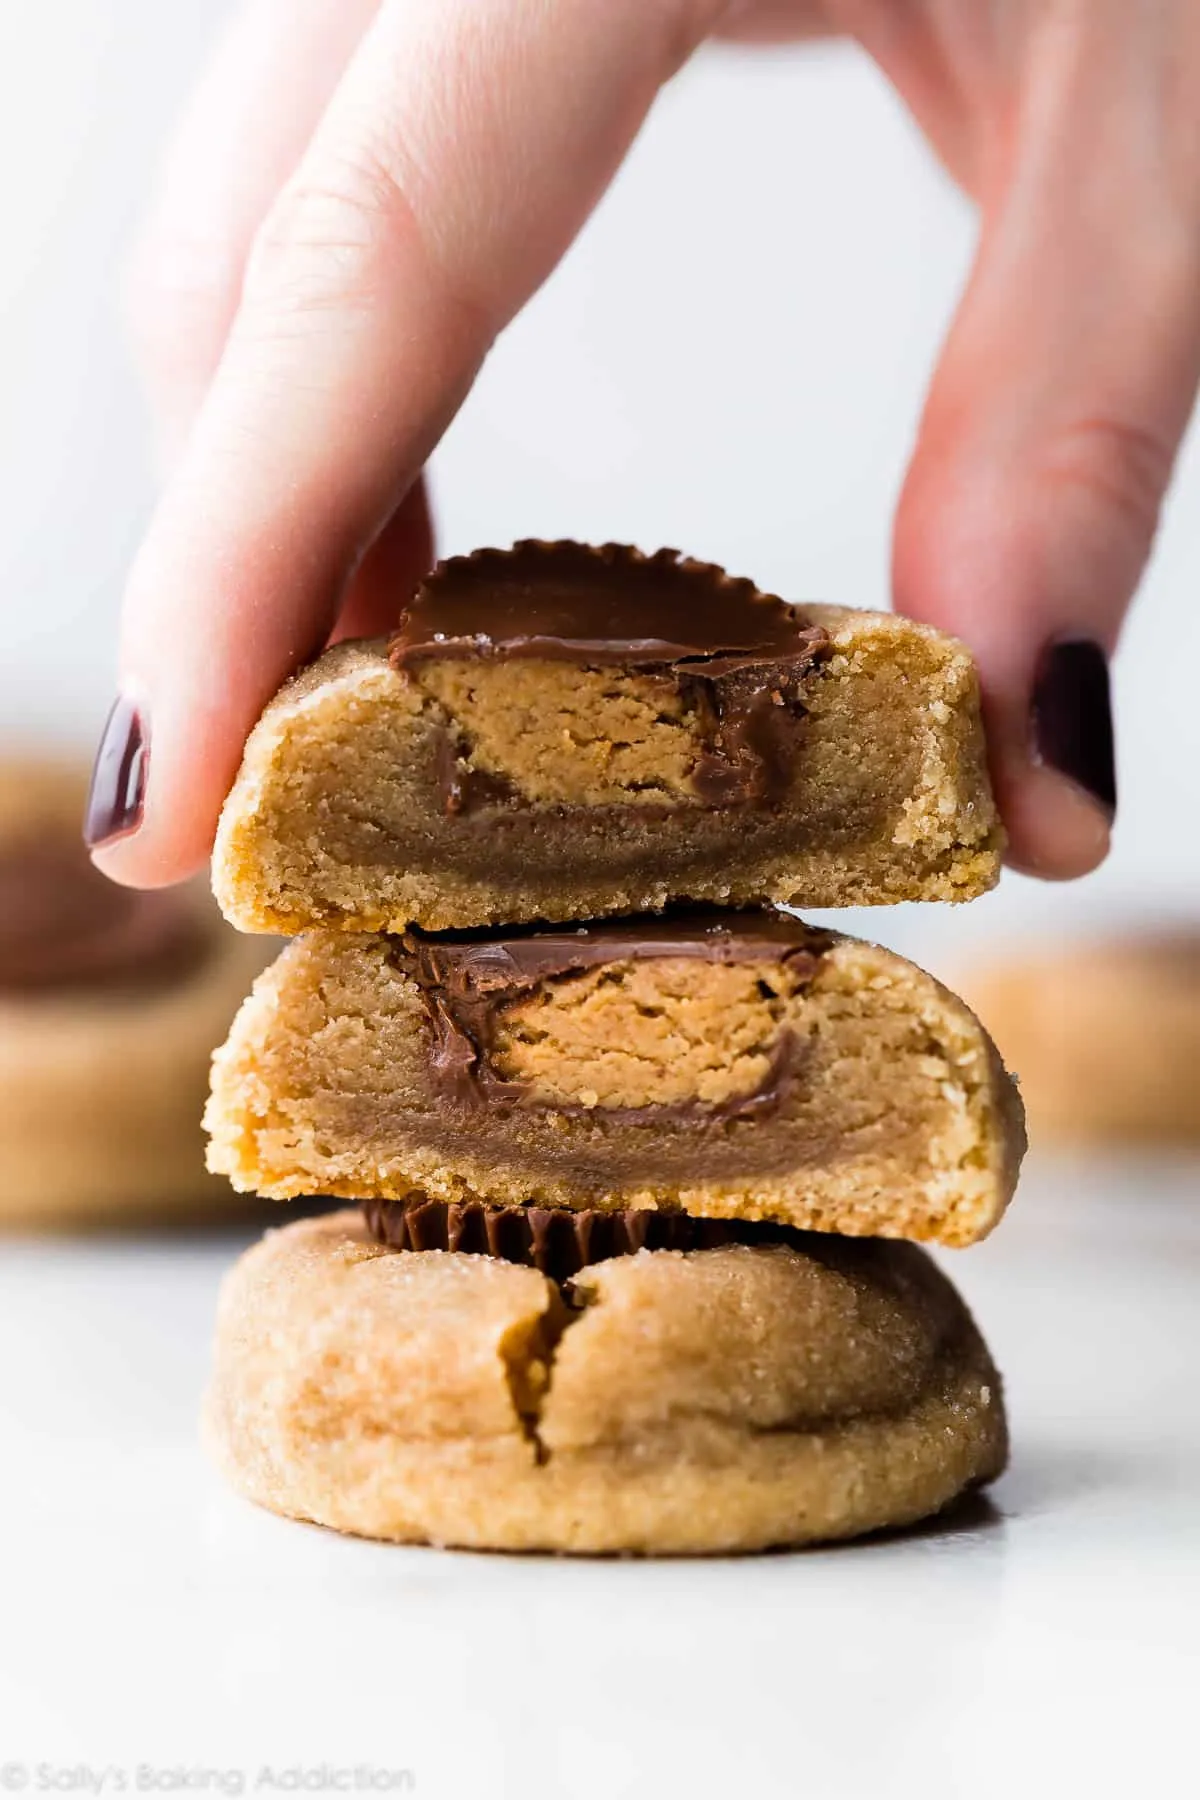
[92,0,724,885]
[892,10,1200,879]
[332,482,435,644]
[123,0,431,658]
[126,0,381,463]
[716,1,837,44]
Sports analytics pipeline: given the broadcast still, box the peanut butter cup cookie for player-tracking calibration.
[0,759,269,1226]
[206,910,1025,1246]
[212,543,1002,933]
[961,931,1200,1146]
[206,1208,1006,1554]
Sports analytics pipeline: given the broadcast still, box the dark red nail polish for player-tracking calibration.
[1031,640,1116,817]
[83,695,147,847]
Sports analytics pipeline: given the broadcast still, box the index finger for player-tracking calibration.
[89,0,722,885]
[126,0,381,463]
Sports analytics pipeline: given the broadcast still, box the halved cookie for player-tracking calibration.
[206,1208,1007,1554]
[212,543,1002,933]
[205,911,1025,1247]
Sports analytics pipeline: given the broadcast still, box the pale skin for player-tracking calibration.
[92,0,1200,887]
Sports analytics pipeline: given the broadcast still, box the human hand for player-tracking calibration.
[88,0,1200,885]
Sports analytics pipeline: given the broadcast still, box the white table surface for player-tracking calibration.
[1,1155,1196,1798]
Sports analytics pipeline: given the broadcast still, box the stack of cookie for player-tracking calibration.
[203,543,1025,1555]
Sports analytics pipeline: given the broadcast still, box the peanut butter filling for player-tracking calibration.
[413,662,706,807]
[489,955,810,1110]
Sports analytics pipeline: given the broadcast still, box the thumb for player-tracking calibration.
[893,19,1200,878]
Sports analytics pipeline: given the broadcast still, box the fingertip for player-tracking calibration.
[894,444,1123,885]
[83,673,241,892]
[87,758,220,892]
[88,838,207,893]
[994,754,1113,882]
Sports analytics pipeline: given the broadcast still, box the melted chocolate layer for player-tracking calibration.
[362,1195,792,1282]
[389,543,831,810]
[391,910,832,1116]
[0,833,209,994]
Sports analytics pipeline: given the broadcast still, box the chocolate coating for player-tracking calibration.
[389,543,831,810]
[0,833,209,994]
[362,1195,793,1282]
[391,541,825,665]
[391,910,831,1116]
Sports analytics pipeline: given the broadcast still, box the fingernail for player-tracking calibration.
[1031,640,1116,817]
[84,694,147,847]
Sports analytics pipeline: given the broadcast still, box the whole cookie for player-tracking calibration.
[961,932,1200,1146]
[206,1209,1006,1554]
[0,759,270,1226]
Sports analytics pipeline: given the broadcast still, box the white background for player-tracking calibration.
[0,8,1197,1793]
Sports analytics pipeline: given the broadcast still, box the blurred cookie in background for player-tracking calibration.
[0,757,271,1226]
[959,931,1200,1148]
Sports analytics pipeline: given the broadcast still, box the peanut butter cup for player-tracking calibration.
[391,910,830,1114]
[392,542,830,811]
[361,1194,780,1281]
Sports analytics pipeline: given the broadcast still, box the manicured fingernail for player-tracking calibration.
[84,694,147,847]
[1031,640,1116,817]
